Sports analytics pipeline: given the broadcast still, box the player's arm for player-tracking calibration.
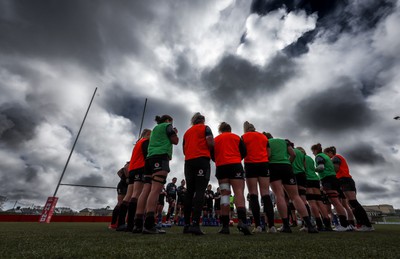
[331,156,341,173]
[239,138,247,160]
[166,124,179,145]
[288,145,296,163]
[315,156,325,172]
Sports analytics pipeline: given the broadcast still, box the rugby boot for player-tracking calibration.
[142,226,166,234]
[218,226,230,234]
[237,221,252,235]
[279,225,292,233]
[190,225,205,235]
[108,224,117,230]
[116,225,127,232]
[131,226,143,234]
[307,226,319,234]
[183,224,191,234]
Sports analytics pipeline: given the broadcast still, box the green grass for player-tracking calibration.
[0,223,399,258]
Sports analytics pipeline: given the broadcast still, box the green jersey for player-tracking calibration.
[305,155,319,181]
[147,122,173,159]
[315,153,336,179]
[269,138,291,164]
[292,148,306,174]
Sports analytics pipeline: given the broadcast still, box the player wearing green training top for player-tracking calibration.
[288,142,311,230]
[133,115,179,234]
[297,147,332,231]
[311,143,350,232]
[264,133,318,234]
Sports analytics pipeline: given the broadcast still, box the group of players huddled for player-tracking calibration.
[109,113,373,235]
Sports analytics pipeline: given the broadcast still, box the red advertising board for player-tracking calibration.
[38,197,58,223]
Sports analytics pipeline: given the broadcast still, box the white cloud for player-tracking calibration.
[237,9,317,65]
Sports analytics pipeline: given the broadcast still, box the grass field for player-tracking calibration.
[1,223,399,258]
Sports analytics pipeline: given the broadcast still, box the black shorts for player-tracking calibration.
[244,162,270,178]
[321,175,341,192]
[338,188,346,199]
[339,177,357,192]
[207,202,213,212]
[177,197,185,206]
[306,180,320,189]
[214,200,221,211]
[269,163,296,185]
[128,167,145,184]
[216,163,244,180]
[321,192,331,205]
[117,180,128,195]
[167,196,176,204]
[147,155,170,175]
[184,157,211,181]
[294,172,307,188]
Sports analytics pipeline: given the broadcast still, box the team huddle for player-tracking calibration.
[109,113,373,235]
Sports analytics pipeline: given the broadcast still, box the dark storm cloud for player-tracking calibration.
[101,85,148,125]
[25,165,40,182]
[342,143,386,165]
[101,86,189,123]
[75,174,105,187]
[173,54,196,87]
[0,104,42,147]
[0,0,103,69]
[0,0,155,71]
[7,189,44,200]
[201,53,295,108]
[101,85,192,137]
[162,52,198,89]
[295,77,376,133]
[357,182,389,196]
[0,166,45,199]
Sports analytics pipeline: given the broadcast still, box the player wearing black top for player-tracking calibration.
[203,184,214,225]
[214,187,221,225]
[206,187,214,213]
[109,162,129,229]
[175,179,186,225]
[165,177,177,223]
[156,187,166,225]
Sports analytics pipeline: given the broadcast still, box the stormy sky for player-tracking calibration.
[1,0,400,211]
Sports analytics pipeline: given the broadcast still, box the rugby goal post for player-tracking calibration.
[39,197,58,223]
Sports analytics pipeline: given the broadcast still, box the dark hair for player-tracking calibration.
[297,147,306,155]
[218,122,231,133]
[324,146,337,155]
[191,112,205,125]
[263,132,273,139]
[285,139,294,148]
[155,115,173,124]
[243,121,255,133]
[311,143,322,153]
